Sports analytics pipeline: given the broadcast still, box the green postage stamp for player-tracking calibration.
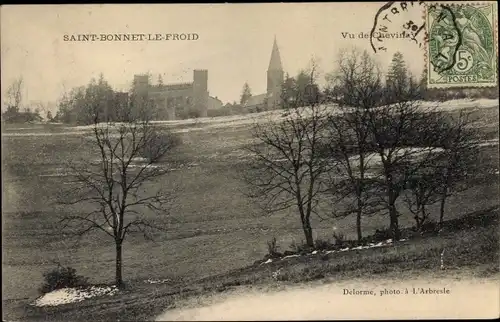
[426,2,498,88]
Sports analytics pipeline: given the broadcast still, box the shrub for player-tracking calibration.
[314,238,332,251]
[420,220,439,235]
[478,228,499,255]
[372,228,393,243]
[266,237,282,258]
[283,250,296,256]
[291,265,327,282]
[137,130,181,163]
[39,264,89,294]
[359,236,373,246]
[207,109,232,118]
[332,232,346,248]
[290,240,313,254]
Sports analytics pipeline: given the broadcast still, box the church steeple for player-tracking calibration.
[266,36,284,109]
[268,36,283,71]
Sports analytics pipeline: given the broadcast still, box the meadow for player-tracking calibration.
[2,100,499,315]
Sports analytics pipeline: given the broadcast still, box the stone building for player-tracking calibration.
[132,69,209,120]
[207,96,223,111]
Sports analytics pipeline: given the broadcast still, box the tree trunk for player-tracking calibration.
[439,191,447,228]
[388,191,400,241]
[414,214,421,231]
[301,216,314,249]
[420,207,427,227]
[389,208,400,240]
[115,241,123,288]
[356,208,362,242]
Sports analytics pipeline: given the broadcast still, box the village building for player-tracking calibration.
[132,69,211,120]
[207,96,223,111]
[119,37,285,120]
[244,37,285,111]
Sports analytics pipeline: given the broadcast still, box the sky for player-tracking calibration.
[1,3,426,112]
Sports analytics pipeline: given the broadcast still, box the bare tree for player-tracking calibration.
[2,77,25,123]
[364,83,447,240]
[325,49,449,240]
[324,48,481,241]
[402,110,480,231]
[281,59,321,111]
[4,76,24,110]
[324,48,383,242]
[403,168,440,231]
[57,110,180,287]
[244,68,331,248]
[435,110,480,227]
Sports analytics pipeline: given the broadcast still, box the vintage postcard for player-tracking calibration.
[2,2,499,321]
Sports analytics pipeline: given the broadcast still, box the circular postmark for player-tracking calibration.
[370,1,428,54]
[427,4,463,74]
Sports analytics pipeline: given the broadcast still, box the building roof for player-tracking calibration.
[245,93,267,107]
[268,37,283,71]
[207,95,224,110]
[209,96,222,103]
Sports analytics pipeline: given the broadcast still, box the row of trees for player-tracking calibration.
[1,77,44,123]
[239,65,321,109]
[55,74,141,125]
[49,48,483,288]
[272,51,497,109]
[1,74,131,125]
[245,48,480,247]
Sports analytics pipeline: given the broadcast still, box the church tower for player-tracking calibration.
[266,37,284,109]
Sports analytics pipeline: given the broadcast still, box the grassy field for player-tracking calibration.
[1,101,499,319]
[8,206,499,321]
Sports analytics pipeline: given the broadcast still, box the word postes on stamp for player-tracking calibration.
[426,2,498,88]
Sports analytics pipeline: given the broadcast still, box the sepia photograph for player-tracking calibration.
[1,2,499,320]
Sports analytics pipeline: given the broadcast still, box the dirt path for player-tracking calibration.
[155,276,499,321]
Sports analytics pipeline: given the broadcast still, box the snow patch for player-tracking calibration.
[39,172,75,178]
[127,164,161,169]
[145,278,171,284]
[474,138,499,147]
[271,237,403,262]
[282,254,300,260]
[131,157,149,162]
[32,285,119,307]
[430,98,498,111]
[348,147,446,170]
[261,258,273,265]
